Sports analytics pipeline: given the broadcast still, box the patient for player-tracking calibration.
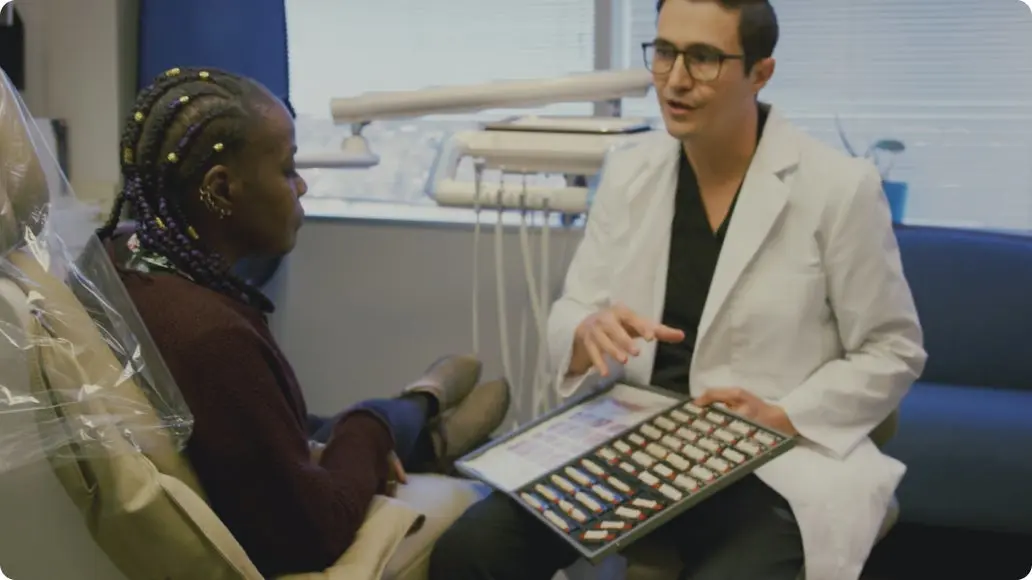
[94,66,510,577]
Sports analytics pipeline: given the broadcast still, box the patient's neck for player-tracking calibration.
[189,220,243,268]
[184,228,242,268]
[204,237,243,269]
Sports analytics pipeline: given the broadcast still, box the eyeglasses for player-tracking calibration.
[642,41,744,82]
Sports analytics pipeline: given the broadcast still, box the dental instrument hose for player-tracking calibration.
[537,198,553,416]
[494,173,517,416]
[517,292,529,400]
[515,176,534,398]
[471,159,485,355]
[517,176,549,418]
[518,177,546,339]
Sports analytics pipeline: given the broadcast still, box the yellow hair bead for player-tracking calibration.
[165,67,181,77]
[155,217,166,229]
[123,148,133,164]
[167,152,178,163]
[179,95,190,104]
[199,71,210,79]
[213,142,224,152]
[187,226,199,239]
[134,111,144,122]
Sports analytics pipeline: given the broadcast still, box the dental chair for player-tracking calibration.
[0,68,488,580]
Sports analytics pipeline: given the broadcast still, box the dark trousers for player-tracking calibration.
[307,397,437,472]
[428,474,804,580]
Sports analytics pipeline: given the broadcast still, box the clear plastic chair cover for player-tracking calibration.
[0,66,193,473]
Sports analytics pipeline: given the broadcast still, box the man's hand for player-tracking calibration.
[570,303,685,377]
[695,388,799,436]
[384,451,408,497]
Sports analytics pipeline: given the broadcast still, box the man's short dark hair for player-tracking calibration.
[655,0,779,72]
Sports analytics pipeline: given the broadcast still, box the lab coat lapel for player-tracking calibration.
[696,109,798,345]
[619,135,680,383]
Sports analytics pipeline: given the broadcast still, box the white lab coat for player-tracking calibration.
[548,107,927,580]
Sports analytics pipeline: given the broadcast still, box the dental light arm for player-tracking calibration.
[296,69,653,171]
[294,155,368,169]
[329,69,652,125]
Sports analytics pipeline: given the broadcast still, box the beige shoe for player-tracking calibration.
[400,354,482,413]
[432,378,511,472]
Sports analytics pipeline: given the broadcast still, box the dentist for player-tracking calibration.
[430,1,926,579]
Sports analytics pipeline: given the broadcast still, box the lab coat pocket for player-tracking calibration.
[729,267,827,379]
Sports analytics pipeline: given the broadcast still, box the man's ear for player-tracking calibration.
[750,57,775,92]
[200,165,236,210]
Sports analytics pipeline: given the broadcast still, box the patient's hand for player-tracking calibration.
[309,441,326,464]
[385,451,408,497]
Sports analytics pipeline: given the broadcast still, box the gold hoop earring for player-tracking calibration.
[199,186,231,220]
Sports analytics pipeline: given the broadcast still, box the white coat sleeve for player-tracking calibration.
[778,163,927,459]
[548,154,627,399]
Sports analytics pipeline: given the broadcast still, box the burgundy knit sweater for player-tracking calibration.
[115,256,395,576]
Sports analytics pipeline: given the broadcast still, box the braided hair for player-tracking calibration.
[97,67,275,312]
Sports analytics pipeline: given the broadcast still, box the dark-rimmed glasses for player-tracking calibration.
[642,41,744,82]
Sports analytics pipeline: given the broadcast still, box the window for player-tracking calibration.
[617,0,1032,230]
[286,0,596,206]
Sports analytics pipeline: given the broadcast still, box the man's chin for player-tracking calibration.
[664,123,696,141]
[661,115,698,140]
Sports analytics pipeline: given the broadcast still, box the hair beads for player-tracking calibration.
[97,67,273,311]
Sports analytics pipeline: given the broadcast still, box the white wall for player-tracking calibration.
[16,0,137,207]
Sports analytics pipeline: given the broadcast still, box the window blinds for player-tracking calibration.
[618,0,1032,229]
[287,0,596,119]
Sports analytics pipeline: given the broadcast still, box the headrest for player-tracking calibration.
[0,67,49,256]
[0,65,194,476]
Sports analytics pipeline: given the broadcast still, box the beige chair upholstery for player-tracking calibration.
[0,68,489,580]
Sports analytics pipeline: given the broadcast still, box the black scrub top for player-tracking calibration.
[650,106,769,394]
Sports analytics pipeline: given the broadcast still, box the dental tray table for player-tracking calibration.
[454,381,797,564]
